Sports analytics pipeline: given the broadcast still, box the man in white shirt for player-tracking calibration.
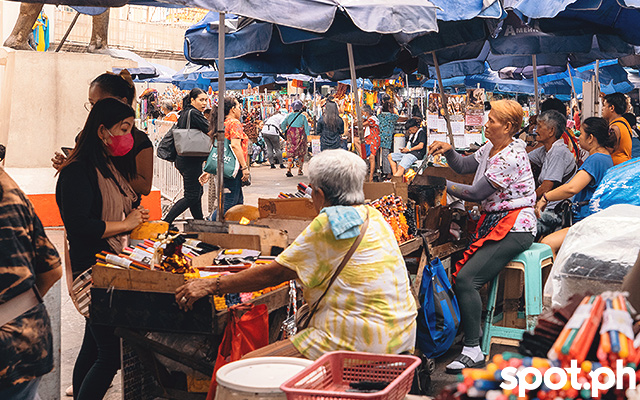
[262,110,287,169]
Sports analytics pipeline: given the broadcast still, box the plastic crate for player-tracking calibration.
[280,351,421,400]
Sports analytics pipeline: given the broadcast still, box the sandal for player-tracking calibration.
[298,170,304,176]
[445,354,485,375]
[286,171,293,177]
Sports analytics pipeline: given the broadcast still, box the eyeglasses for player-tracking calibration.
[84,102,93,112]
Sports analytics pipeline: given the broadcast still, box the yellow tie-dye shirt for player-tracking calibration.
[275,205,417,360]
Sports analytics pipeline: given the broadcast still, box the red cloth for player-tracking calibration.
[206,303,269,400]
[453,209,522,278]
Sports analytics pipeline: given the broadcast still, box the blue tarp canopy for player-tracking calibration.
[506,0,640,45]
[171,64,274,90]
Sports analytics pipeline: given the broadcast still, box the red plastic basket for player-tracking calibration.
[280,351,421,400]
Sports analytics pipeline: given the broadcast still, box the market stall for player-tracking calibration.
[89,224,293,399]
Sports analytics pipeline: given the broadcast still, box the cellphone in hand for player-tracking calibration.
[61,147,73,157]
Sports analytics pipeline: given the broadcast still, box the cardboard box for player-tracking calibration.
[258,198,317,220]
[186,220,289,256]
[363,181,409,202]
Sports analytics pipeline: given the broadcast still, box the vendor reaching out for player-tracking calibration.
[176,149,417,360]
[428,99,536,374]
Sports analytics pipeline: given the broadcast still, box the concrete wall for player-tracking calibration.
[0,48,137,168]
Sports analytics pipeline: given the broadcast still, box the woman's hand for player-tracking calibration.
[428,141,452,156]
[535,197,548,218]
[51,152,66,171]
[124,207,148,231]
[175,279,213,311]
[241,169,250,182]
[199,172,210,185]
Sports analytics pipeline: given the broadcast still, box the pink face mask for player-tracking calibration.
[106,129,134,157]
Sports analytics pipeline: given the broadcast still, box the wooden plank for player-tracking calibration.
[92,265,185,293]
[430,241,468,260]
[256,217,311,245]
[195,232,261,251]
[213,285,289,335]
[228,224,289,256]
[258,198,317,219]
[400,237,422,256]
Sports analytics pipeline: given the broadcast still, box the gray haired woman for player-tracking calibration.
[176,149,417,360]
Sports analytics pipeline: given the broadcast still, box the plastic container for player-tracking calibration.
[216,357,313,400]
[280,351,421,400]
[393,134,406,153]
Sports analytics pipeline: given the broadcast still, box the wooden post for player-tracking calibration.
[347,43,366,158]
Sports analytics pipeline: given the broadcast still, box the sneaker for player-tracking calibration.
[286,171,293,177]
[270,164,276,169]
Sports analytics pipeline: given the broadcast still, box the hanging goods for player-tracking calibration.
[203,137,240,178]
[416,233,460,358]
[173,110,212,157]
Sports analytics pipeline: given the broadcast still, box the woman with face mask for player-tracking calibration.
[56,98,149,400]
[52,71,153,198]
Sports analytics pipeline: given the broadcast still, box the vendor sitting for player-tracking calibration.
[175,149,417,360]
[529,110,577,237]
[428,99,536,374]
[388,118,427,177]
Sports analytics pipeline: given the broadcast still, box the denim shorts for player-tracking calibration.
[390,152,418,170]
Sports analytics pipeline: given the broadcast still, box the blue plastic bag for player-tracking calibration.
[416,256,460,358]
[590,158,640,213]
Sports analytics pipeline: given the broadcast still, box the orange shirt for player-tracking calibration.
[225,118,249,162]
[610,117,632,165]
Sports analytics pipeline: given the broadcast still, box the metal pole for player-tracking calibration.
[216,12,226,222]
[567,62,577,101]
[55,11,80,52]
[532,55,540,113]
[347,43,366,158]
[595,59,601,116]
[431,51,455,146]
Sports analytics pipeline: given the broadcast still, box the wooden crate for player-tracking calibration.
[258,197,317,220]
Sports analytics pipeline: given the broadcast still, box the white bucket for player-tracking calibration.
[215,357,313,400]
[393,133,406,153]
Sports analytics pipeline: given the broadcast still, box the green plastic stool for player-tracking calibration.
[481,242,554,356]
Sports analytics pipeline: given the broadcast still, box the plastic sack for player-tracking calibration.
[206,303,269,400]
[544,204,640,309]
[590,158,640,213]
[416,256,460,358]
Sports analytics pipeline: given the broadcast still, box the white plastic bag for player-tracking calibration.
[544,204,640,308]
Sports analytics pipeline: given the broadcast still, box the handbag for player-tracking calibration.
[203,137,240,179]
[296,209,370,330]
[206,303,269,400]
[63,231,92,318]
[157,129,177,162]
[415,232,460,358]
[173,110,212,157]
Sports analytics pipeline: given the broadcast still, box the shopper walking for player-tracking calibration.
[281,100,310,177]
[164,88,211,224]
[316,100,344,151]
[262,110,286,168]
[201,97,251,220]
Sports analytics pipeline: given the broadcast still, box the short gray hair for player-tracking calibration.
[308,149,366,206]
[161,100,174,112]
[538,110,567,139]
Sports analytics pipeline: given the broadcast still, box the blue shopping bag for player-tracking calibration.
[416,243,460,358]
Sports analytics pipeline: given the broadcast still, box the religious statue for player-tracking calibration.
[4,3,110,52]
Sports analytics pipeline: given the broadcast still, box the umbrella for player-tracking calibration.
[507,0,640,45]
